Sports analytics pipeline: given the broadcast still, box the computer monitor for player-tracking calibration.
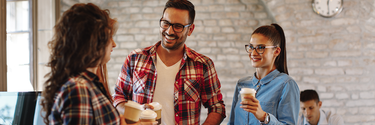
[0,91,45,125]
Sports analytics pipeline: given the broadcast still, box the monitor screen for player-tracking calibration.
[0,91,45,125]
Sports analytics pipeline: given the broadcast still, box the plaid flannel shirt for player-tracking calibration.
[50,71,120,125]
[113,41,226,125]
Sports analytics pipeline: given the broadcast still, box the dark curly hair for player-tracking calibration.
[40,3,117,124]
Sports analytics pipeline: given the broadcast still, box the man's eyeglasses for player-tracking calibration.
[160,19,191,33]
[245,44,277,54]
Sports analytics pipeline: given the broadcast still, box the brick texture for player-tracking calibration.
[61,0,375,124]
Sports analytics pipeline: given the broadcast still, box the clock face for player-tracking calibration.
[312,0,343,17]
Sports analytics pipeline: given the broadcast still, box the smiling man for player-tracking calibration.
[113,0,225,125]
[298,89,344,125]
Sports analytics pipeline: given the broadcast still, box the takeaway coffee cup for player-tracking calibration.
[124,101,143,124]
[149,102,162,124]
[139,109,157,122]
[240,88,256,101]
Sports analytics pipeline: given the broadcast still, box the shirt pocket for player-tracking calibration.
[132,71,148,95]
[183,79,200,102]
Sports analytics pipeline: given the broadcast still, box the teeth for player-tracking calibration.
[252,58,260,61]
[166,35,175,40]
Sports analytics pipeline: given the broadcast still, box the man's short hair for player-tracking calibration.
[300,89,320,103]
[162,0,195,24]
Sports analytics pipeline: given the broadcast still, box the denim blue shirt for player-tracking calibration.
[228,69,300,125]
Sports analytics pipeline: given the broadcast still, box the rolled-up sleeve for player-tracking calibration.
[113,54,134,107]
[201,59,226,118]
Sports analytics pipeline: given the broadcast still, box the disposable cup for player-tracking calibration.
[139,109,157,122]
[124,101,143,124]
[149,102,162,124]
[240,88,256,101]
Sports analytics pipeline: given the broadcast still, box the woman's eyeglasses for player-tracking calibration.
[245,44,277,54]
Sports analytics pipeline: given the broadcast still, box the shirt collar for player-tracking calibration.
[251,69,280,86]
[81,70,113,102]
[318,109,328,124]
[81,70,99,82]
[303,109,328,125]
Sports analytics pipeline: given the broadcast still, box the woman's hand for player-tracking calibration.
[240,96,267,121]
[120,115,127,125]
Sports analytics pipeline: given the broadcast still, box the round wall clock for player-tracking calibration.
[312,0,343,18]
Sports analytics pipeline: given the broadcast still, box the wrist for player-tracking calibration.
[260,112,269,124]
[261,112,267,121]
[258,112,266,121]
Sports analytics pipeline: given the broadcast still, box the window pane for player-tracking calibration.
[37,0,56,91]
[6,1,33,92]
[0,93,18,124]
[6,1,29,32]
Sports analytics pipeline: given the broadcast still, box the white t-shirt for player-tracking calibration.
[153,54,181,125]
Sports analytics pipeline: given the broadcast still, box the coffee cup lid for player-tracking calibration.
[240,88,256,94]
[125,101,143,110]
[150,102,162,110]
[140,109,157,119]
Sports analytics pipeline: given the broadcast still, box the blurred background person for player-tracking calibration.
[298,89,344,125]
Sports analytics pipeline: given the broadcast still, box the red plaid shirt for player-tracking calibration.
[50,71,120,125]
[113,41,226,125]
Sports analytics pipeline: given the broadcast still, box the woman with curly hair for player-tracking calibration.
[40,3,122,124]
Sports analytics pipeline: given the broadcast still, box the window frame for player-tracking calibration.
[0,0,6,91]
[0,0,60,91]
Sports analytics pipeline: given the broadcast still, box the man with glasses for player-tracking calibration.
[113,0,225,125]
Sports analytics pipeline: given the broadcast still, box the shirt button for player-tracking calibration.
[176,114,178,116]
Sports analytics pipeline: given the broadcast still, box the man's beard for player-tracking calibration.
[161,32,186,50]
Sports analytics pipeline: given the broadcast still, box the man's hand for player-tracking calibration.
[202,112,224,125]
[118,102,158,125]
[143,104,154,110]
[116,102,126,115]
[240,95,267,121]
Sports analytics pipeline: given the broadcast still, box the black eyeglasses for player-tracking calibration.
[245,44,277,54]
[159,19,191,33]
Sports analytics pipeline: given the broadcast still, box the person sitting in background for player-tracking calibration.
[40,3,124,124]
[298,89,344,125]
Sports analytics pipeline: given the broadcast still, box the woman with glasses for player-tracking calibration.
[228,24,300,125]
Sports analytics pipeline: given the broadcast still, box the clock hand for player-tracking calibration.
[327,0,330,15]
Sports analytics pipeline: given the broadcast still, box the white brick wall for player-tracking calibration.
[62,0,375,124]
[265,0,375,125]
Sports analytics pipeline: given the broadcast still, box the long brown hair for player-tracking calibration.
[40,3,117,124]
[252,23,288,74]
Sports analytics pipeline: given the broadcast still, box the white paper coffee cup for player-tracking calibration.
[240,88,256,101]
[149,102,162,124]
[139,109,157,122]
[124,101,143,124]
